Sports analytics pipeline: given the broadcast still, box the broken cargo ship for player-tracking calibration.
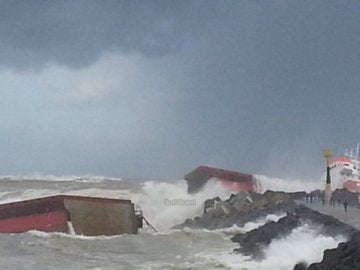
[0,195,142,236]
[184,165,260,193]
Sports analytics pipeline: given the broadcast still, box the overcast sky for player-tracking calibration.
[0,1,359,180]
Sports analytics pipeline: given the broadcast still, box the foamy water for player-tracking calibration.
[255,174,321,192]
[204,224,345,270]
[0,175,344,269]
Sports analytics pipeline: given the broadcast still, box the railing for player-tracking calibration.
[134,204,157,232]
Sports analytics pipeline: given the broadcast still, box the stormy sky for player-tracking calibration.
[0,1,359,180]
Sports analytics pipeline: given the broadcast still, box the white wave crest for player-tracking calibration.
[255,174,321,193]
[0,174,122,182]
[132,179,234,231]
[207,224,345,270]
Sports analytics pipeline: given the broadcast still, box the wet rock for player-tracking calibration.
[293,262,308,270]
[231,212,300,258]
[229,192,253,211]
[173,190,297,230]
[215,201,232,215]
[307,232,360,270]
[203,197,221,214]
[231,205,358,259]
[294,205,357,237]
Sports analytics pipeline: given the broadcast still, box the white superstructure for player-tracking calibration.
[329,144,360,192]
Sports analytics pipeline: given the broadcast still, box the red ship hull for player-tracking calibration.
[0,211,68,233]
[343,180,360,193]
[217,178,255,193]
[184,165,258,193]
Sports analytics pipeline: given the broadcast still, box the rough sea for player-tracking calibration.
[0,175,345,270]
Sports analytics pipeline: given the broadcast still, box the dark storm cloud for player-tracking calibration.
[0,1,359,179]
[0,1,306,68]
[0,0,204,68]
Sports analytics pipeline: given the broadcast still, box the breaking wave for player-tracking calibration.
[239,213,286,232]
[131,173,321,230]
[203,224,345,270]
[0,174,345,270]
[255,174,321,193]
[132,179,234,231]
[0,173,122,182]
[0,173,322,230]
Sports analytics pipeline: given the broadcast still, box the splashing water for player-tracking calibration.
[255,174,321,193]
[131,179,234,231]
[0,175,343,269]
[202,224,345,270]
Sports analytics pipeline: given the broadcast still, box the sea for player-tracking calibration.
[0,174,346,270]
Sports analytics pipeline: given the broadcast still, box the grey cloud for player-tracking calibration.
[0,0,203,69]
[1,0,358,72]
[0,1,359,179]
[0,1,301,69]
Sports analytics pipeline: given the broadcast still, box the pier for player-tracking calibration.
[299,200,360,230]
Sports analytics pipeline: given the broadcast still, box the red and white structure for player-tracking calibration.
[329,144,360,192]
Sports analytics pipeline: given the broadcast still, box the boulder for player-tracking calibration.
[232,212,300,258]
[229,192,252,211]
[203,196,221,213]
[307,232,360,270]
[173,190,297,230]
[293,262,308,270]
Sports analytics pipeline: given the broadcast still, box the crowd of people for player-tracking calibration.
[305,192,349,212]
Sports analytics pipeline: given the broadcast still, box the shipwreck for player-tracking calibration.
[0,195,143,236]
[184,165,260,193]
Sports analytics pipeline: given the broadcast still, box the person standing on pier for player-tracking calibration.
[343,200,348,212]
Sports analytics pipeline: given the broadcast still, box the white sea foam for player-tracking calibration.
[131,179,233,231]
[131,173,320,231]
[205,224,345,270]
[25,222,345,270]
[239,213,286,232]
[0,176,347,269]
[196,213,287,235]
[0,177,232,231]
[64,188,132,199]
[0,174,122,182]
[0,189,59,204]
[0,173,319,231]
[28,230,124,241]
[255,174,321,193]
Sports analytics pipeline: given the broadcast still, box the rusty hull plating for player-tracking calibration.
[0,195,142,236]
[184,165,258,193]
